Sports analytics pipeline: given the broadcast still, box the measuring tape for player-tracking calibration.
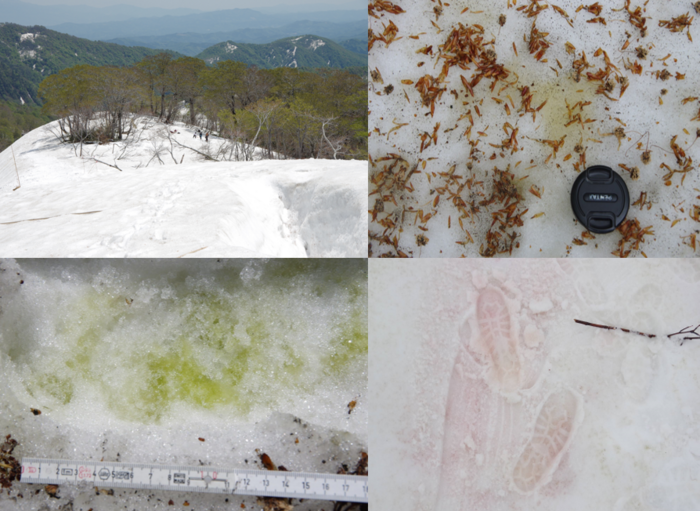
[20,458,367,503]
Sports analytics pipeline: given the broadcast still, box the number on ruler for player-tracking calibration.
[20,459,368,504]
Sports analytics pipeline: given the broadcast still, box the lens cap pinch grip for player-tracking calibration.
[570,165,630,234]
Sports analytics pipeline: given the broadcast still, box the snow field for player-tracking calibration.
[0,118,368,257]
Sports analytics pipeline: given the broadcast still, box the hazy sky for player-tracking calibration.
[25,0,362,9]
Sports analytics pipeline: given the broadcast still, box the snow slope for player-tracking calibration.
[0,118,367,257]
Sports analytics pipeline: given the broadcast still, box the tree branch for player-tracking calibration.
[667,325,700,346]
[575,319,700,345]
[93,158,122,171]
[170,137,218,161]
[573,319,656,338]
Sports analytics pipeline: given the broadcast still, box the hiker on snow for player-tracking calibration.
[205,132,210,142]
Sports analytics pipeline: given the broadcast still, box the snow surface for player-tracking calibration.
[310,39,326,51]
[0,258,368,511]
[0,118,368,257]
[370,258,700,510]
[369,0,700,257]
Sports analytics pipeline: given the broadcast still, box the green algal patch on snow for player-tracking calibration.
[19,262,367,424]
[326,281,368,375]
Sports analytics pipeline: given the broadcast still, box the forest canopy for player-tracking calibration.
[37,53,368,160]
[0,100,53,153]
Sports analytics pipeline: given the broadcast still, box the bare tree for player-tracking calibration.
[317,116,345,159]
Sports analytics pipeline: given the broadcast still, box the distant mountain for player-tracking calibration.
[339,39,365,55]
[196,35,366,70]
[47,8,367,42]
[106,19,366,57]
[257,1,366,13]
[0,1,201,26]
[0,23,174,104]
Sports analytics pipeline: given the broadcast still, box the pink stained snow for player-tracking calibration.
[370,259,700,511]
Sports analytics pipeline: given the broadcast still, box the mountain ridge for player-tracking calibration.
[105,19,366,56]
[196,35,366,70]
[0,23,176,104]
[47,8,367,41]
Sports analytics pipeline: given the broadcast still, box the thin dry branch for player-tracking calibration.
[575,319,700,345]
[574,319,656,338]
[667,324,700,345]
[170,137,218,161]
[92,158,123,171]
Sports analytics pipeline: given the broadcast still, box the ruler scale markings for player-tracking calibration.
[20,458,367,503]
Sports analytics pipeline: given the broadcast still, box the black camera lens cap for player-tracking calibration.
[571,165,629,234]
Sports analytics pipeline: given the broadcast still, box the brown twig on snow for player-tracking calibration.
[575,319,700,345]
[667,325,700,346]
[574,319,656,338]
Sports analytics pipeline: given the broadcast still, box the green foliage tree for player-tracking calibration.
[166,57,207,125]
[267,68,309,104]
[235,98,284,159]
[283,98,321,159]
[238,66,272,109]
[200,60,247,116]
[0,100,53,153]
[38,64,100,146]
[137,52,172,119]
[94,66,146,140]
[33,52,367,160]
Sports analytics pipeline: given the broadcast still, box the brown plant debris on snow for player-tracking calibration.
[333,452,368,511]
[257,453,294,511]
[618,0,648,37]
[258,497,293,511]
[0,435,21,491]
[369,0,405,19]
[369,20,402,51]
[613,218,654,257]
[659,13,694,41]
[369,0,700,256]
[439,23,511,97]
[479,167,528,258]
[528,21,551,61]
